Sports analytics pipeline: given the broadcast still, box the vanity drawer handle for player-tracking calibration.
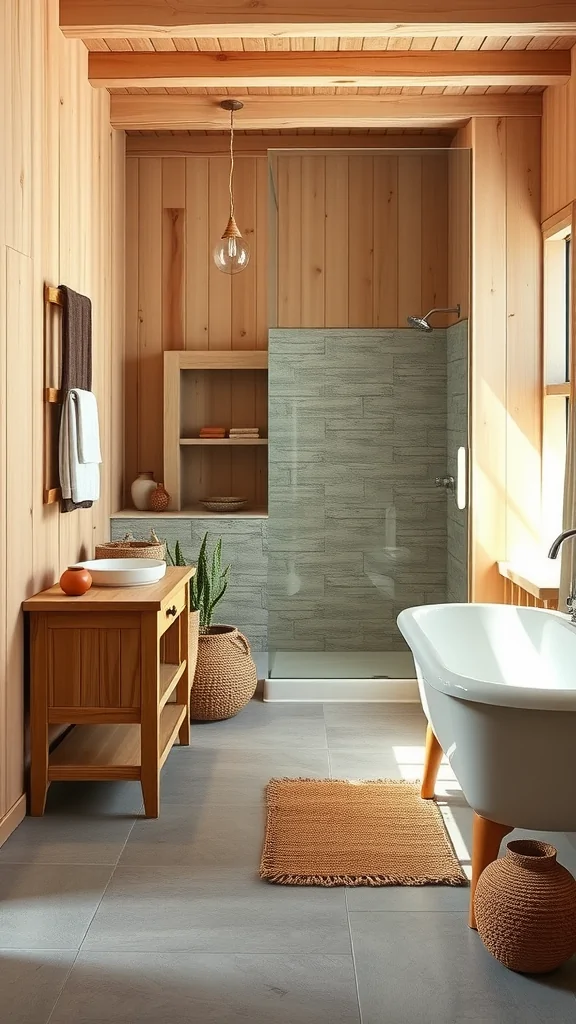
[166,605,178,617]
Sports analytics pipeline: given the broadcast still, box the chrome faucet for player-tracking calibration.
[548,529,576,622]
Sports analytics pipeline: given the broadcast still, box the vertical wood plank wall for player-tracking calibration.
[0,0,125,844]
[274,152,449,329]
[542,45,576,222]
[468,116,542,603]
[126,150,449,489]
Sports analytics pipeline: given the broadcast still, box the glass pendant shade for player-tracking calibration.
[213,216,250,275]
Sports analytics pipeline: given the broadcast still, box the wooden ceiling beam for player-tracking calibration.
[126,134,455,156]
[89,50,571,89]
[59,1,576,38]
[110,93,542,131]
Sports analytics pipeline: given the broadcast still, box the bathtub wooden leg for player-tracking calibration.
[421,724,443,799]
[469,813,513,930]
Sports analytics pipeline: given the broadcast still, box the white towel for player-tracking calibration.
[73,388,102,464]
[59,389,101,503]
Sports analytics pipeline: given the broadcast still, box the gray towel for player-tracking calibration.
[58,286,93,512]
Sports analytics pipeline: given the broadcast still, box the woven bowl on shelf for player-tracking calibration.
[200,497,248,513]
[94,539,166,560]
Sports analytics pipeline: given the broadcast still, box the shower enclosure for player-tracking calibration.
[266,148,470,696]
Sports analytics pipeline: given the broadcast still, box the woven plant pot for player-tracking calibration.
[474,840,576,974]
[95,540,166,560]
[191,625,257,721]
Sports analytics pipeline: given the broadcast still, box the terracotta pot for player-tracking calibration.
[131,471,156,511]
[474,839,576,973]
[60,566,92,596]
[149,482,170,512]
[191,625,257,721]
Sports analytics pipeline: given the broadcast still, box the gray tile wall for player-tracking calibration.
[446,320,469,603]
[268,329,448,652]
[110,517,268,652]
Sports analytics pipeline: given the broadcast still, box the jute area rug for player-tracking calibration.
[260,778,467,887]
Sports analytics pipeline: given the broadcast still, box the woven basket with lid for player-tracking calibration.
[474,839,576,973]
[191,625,257,721]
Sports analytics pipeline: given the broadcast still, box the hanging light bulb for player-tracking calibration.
[213,99,250,275]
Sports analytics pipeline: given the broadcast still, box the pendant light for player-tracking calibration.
[213,99,250,275]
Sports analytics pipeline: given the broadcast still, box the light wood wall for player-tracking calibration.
[542,45,576,222]
[0,0,125,844]
[448,143,471,318]
[274,152,449,329]
[467,116,542,603]
[126,147,449,489]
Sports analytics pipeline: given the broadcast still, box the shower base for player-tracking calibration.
[264,651,418,702]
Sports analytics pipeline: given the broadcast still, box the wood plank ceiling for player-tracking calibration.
[84,32,576,134]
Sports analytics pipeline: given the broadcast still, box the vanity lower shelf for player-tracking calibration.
[48,704,187,782]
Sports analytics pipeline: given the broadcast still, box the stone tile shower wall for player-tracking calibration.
[446,320,469,603]
[268,330,448,652]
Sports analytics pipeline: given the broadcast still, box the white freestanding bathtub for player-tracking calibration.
[397,603,576,832]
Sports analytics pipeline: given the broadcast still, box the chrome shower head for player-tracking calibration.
[407,315,434,332]
[406,304,461,332]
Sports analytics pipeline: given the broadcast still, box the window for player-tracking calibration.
[542,226,572,541]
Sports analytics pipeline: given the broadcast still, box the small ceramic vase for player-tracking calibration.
[149,482,170,512]
[474,839,576,973]
[131,471,156,511]
[60,566,92,596]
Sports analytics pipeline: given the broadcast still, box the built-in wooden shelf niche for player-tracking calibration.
[164,351,268,514]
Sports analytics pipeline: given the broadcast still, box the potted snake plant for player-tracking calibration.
[167,533,257,721]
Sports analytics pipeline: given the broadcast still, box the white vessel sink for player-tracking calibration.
[74,558,166,588]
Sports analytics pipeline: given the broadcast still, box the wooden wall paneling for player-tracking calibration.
[397,154,423,325]
[421,153,449,320]
[0,239,6,820]
[138,158,163,481]
[255,155,269,347]
[5,248,33,810]
[301,155,326,328]
[277,155,302,327]
[231,370,257,500]
[231,157,258,349]
[348,156,374,328]
[5,0,32,258]
[470,118,508,603]
[448,141,471,319]
[208,157,233,349]
[505,117,542,562]
[541,48,576,221]
[162,158,186,351]
[33,1,59,592]
[184,155,209,349]
[0,0,126,844]
[111,128,127,512]
[373,155,398,328]
[125,157,140,502]
[325,155,349,328]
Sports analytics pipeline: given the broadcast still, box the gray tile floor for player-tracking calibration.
[1,699,576,1022]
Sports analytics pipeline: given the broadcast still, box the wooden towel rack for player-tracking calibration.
[44,284,63,504]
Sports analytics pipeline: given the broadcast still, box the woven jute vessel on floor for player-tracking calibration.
[260,778,467,887]
[191,625,257,721]
[474,840,576,974]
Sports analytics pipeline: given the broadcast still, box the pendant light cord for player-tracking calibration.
[229,108,235,220]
